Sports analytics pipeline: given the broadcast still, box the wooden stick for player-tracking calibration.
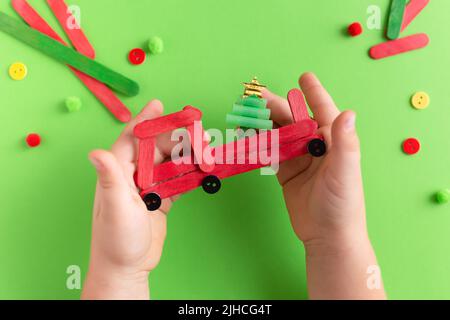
[137,138,156,190]
[47,0,95,58]
[0,11,139,97]
[141,135,321,199]
[186,123,216,173]
[12,0,62,40]
[287,89,310,123]
[369,33,429,60]
[401,0,430,32]
[12,0,132,122]
[134,106,202,139]
[387,0,407,40]
[151,120,317,183]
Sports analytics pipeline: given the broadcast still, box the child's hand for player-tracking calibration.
[82,100,175,300]
[263,73,365,250]
[263,73,385,299]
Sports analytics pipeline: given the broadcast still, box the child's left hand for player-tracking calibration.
[82,100,175,300]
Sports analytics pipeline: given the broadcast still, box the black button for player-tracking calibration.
[143,193,162,211]
[202,176,222,194]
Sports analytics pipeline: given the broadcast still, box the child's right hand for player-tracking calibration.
[263,73,386,299]
[82,100,176,300]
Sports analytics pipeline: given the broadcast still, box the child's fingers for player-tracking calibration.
[89,150,127,190]
[112,100,164,168]
[329,111,361,180]
[154,128,212,164]
[154,131,185,164]
[299,73,340,127]
[261,88,294,127]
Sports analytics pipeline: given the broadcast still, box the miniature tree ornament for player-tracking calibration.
[226,78,273,131]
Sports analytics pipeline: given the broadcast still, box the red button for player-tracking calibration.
[26,133,41,148]
[402,138,420,155]
[128,48,147,65]
[348,22,363,37]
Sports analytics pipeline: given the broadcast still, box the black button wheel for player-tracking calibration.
[143,193,162,211]
[308,139,327,157]
[202,175,221,194]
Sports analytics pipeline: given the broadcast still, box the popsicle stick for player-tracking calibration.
[137,138,156,190]
[185,123,215,173]
[47,0,95,58]
[387,0,407,40]
[0,11,139,97]
[152,119,317,183]
[12,0,132,122]
[287,89,310,123]
[12,0,62,41]
[401,0,430,32]
[369,33,429,60]
[134,106,202,139]
[141,136,321,199]
[75,76,132,122]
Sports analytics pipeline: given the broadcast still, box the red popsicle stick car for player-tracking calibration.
[134,88,326,211]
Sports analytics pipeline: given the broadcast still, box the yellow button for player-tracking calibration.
[411,92,430,110]
[9,62,28,81]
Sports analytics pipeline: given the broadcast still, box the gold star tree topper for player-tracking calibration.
[243,77,266,98]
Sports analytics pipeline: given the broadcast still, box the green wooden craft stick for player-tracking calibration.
[232,104,271,120]
[387,0,407,40]
[226,114,273,130]
[0,11,139,97]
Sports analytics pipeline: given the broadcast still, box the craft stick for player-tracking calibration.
[186,124,215,173]
[12,0,132,122]
[134,106,203,139]
[0,11,139,97]
[152,120,317,183]
[47,0,95,58]
[369,33,429,60]
[137,138,156,190]
[141,135,321,199]
[401,0,430,32]
[387,0,407,40]
[70,76,132,122]
[12,0,62,40]
[287,89,310,123]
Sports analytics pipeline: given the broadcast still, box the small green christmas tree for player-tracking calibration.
[226,77,273,131]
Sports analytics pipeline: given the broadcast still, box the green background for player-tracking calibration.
[0,0,448,300]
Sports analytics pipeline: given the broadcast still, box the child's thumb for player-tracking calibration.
[89,150,125,189]
[330,111,361,178]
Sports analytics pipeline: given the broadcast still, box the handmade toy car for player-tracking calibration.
[133,88,326,211]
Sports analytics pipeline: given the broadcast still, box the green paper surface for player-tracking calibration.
[0,0,449,300]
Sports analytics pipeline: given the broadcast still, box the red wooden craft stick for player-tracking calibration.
[141,135,321,199]
[47,0,95,58]
[137,138,156,190]
[12,0,132,123]
[288,89,310,123]
[369,33,429,60]
[151,119,317,184]
[401,0,429,32]
[134,106,203,139]
[186,123,215,173]
[12,0,63,42]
